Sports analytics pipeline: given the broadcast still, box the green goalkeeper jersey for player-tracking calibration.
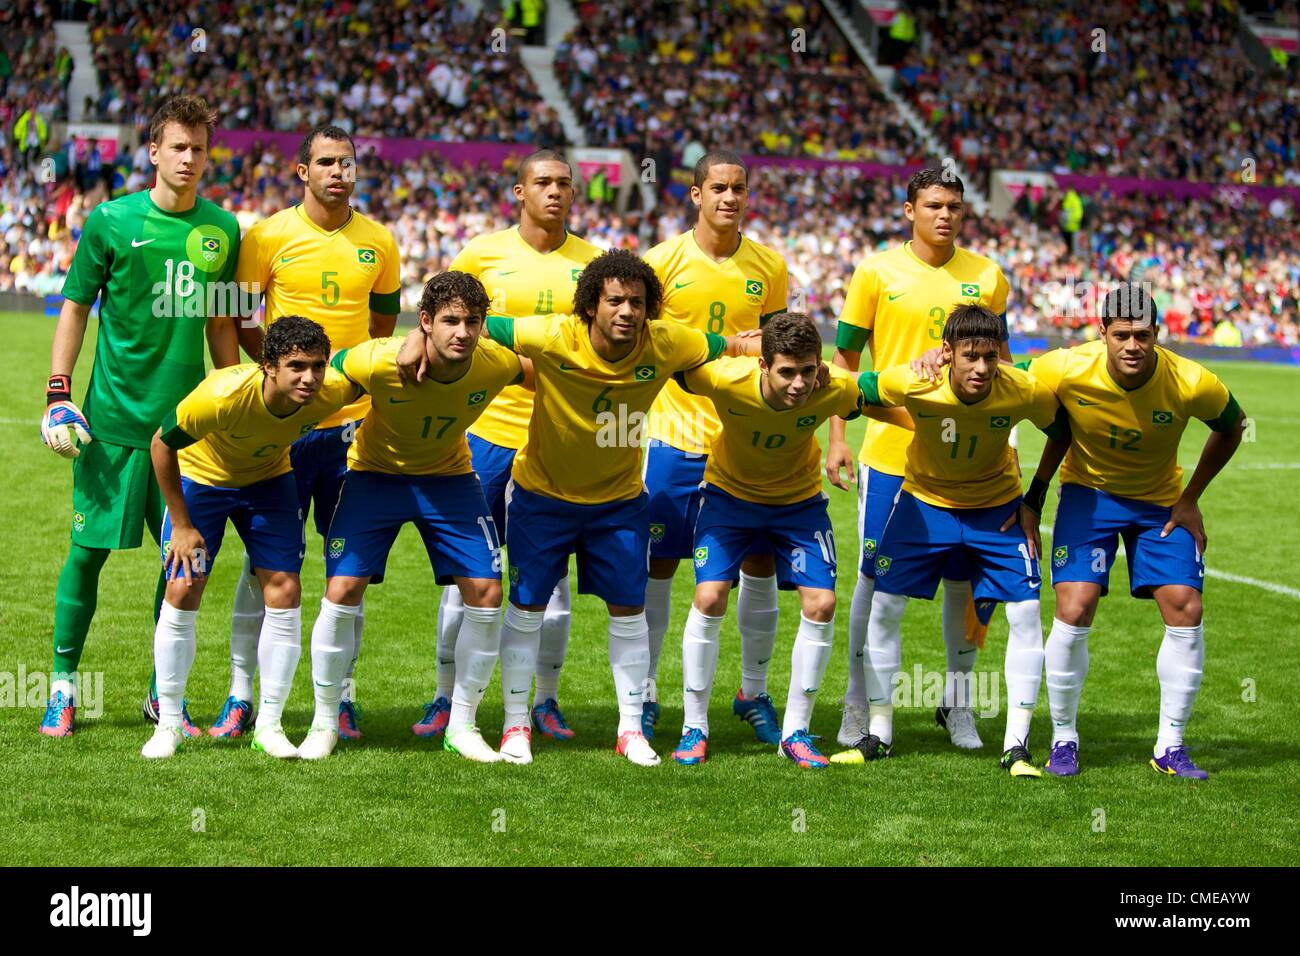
[60,190,241,448]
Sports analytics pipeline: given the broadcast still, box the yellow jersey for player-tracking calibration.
[162,364,359,487]
[860,363,1059,509]
[680,359,863,505]
[235,204,401,429]
[837,242,1009,474]
[331,337,523,477]
[454,227,602,451]
[488,313,727,504]
[1026,341,1237,505]
[644,230,788,453]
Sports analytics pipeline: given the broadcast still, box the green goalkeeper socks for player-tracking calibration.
[52,543,110,679]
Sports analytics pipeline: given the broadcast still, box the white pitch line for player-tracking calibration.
[1040,524,1300,600]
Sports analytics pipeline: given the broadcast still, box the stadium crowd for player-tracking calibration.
[894,0,1300,188]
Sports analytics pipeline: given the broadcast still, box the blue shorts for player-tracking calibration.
[467,432,518,535]
[644,439,706,559]
[693,485,837,591]
[871,490,1041,621]
[1051,483,1204,597]
[162,473,304,579]
[505,481,649,607]
[324,470,502,584]
[289,421,357,539]
[857,464,973,582]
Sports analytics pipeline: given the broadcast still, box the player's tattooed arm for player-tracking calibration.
[206,315,239,368]
[723,328,763,357]
[149,428,207,585]
[825,344,862,491]
[1162,397,1247,553]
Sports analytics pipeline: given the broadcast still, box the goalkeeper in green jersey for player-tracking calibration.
[39,95,242,737]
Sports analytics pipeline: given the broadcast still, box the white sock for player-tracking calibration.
[844,572,874,707]
[342,596,363,704]
[154,602,198,729]
[681,606,723,733]
[1045,618,1090,744]
[782,612,835,738]
[228,554,263,701]
[643,575,674,682]
[738,571,779,698]
[499,604,543,727]
[255,606,301,729]
[609,612,650,734]
[51,677,76,702]
[309,598,357,727]
[1155,623,1204,756]
[941,577,976,708]
[865,590,907,744]
[535,576,571,704]
[1002,599,1044,751]
[449,604,502,734]
[435,586,464,701]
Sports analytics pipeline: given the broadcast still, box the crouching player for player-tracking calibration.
[832,305,1065,776]
[301,272,526,762]
[143,316,359,759]
[1022,285,1245,779]
[670,313,912,768]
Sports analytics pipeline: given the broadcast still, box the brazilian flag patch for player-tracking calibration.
[874,555,892,576]
[990,415,1011,429]
[571,268,582,282]
[202,237,221,253]
[796,415,817,428]
[744,279,764,297]
[960,283,980,298]
[694,546,709,568]
[72,511,85,532]
[1052,545,1069,568]
[468,389,487,406]
[357,248,377,264]
[329,537,345,558]
[649,523,665,543]
[634,365,656,381]
[862,537,877,555]
[509,565,520,585]
[1152,409,1174,426]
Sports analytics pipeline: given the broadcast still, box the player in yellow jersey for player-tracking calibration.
[640,150,790,742]
[200,124,402,741]
[1017,285,1246,780]
[828,306,1063,777]
[825,166,1012,752]
[666,314,910,769]
[401,250,760,766]
[299,273,527,763]
[429,149,601,746]
[142,317,360,760]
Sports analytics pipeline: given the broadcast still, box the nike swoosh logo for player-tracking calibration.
[389,397,413,404]
[559,362,580,371]
[915,411,940,418]
[509,688,528,695]
[280,255,297,263]
[1018,701,1035,707]
[887,292,906,301]
[674,281,694,289]
[757,657,770,665]
[231,433,253,439]
[131,238,155,247]
[727,407,750,416]
[314,680,333,688]
[958,647,976,655]
[1076,399,1101,406]
[56,645,76,654]
[1029,581,1041,590]
[869,697,886,704]
[498,270,518,276]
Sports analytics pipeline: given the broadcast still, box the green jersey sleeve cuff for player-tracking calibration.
[368,290,401,315]
[836,321,870,353]
[485,315,515,351]
[1013,360,1033,371]
[1040,405,1071,442]
[159,410,198,450]
[704,332,727,362]
[672,370,697,394]
[856,371,883,406]
[759,309,783,327]
[329,349,349,374]
[1204,393,1242,433]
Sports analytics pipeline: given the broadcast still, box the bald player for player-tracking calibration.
[420,149,601,743]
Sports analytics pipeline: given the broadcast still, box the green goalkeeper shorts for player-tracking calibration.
[69,439,164,550]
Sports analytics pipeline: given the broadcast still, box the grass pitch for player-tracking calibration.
[1,310,1297,866]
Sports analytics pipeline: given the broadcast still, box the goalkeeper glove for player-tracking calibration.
[41,374,93,459]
